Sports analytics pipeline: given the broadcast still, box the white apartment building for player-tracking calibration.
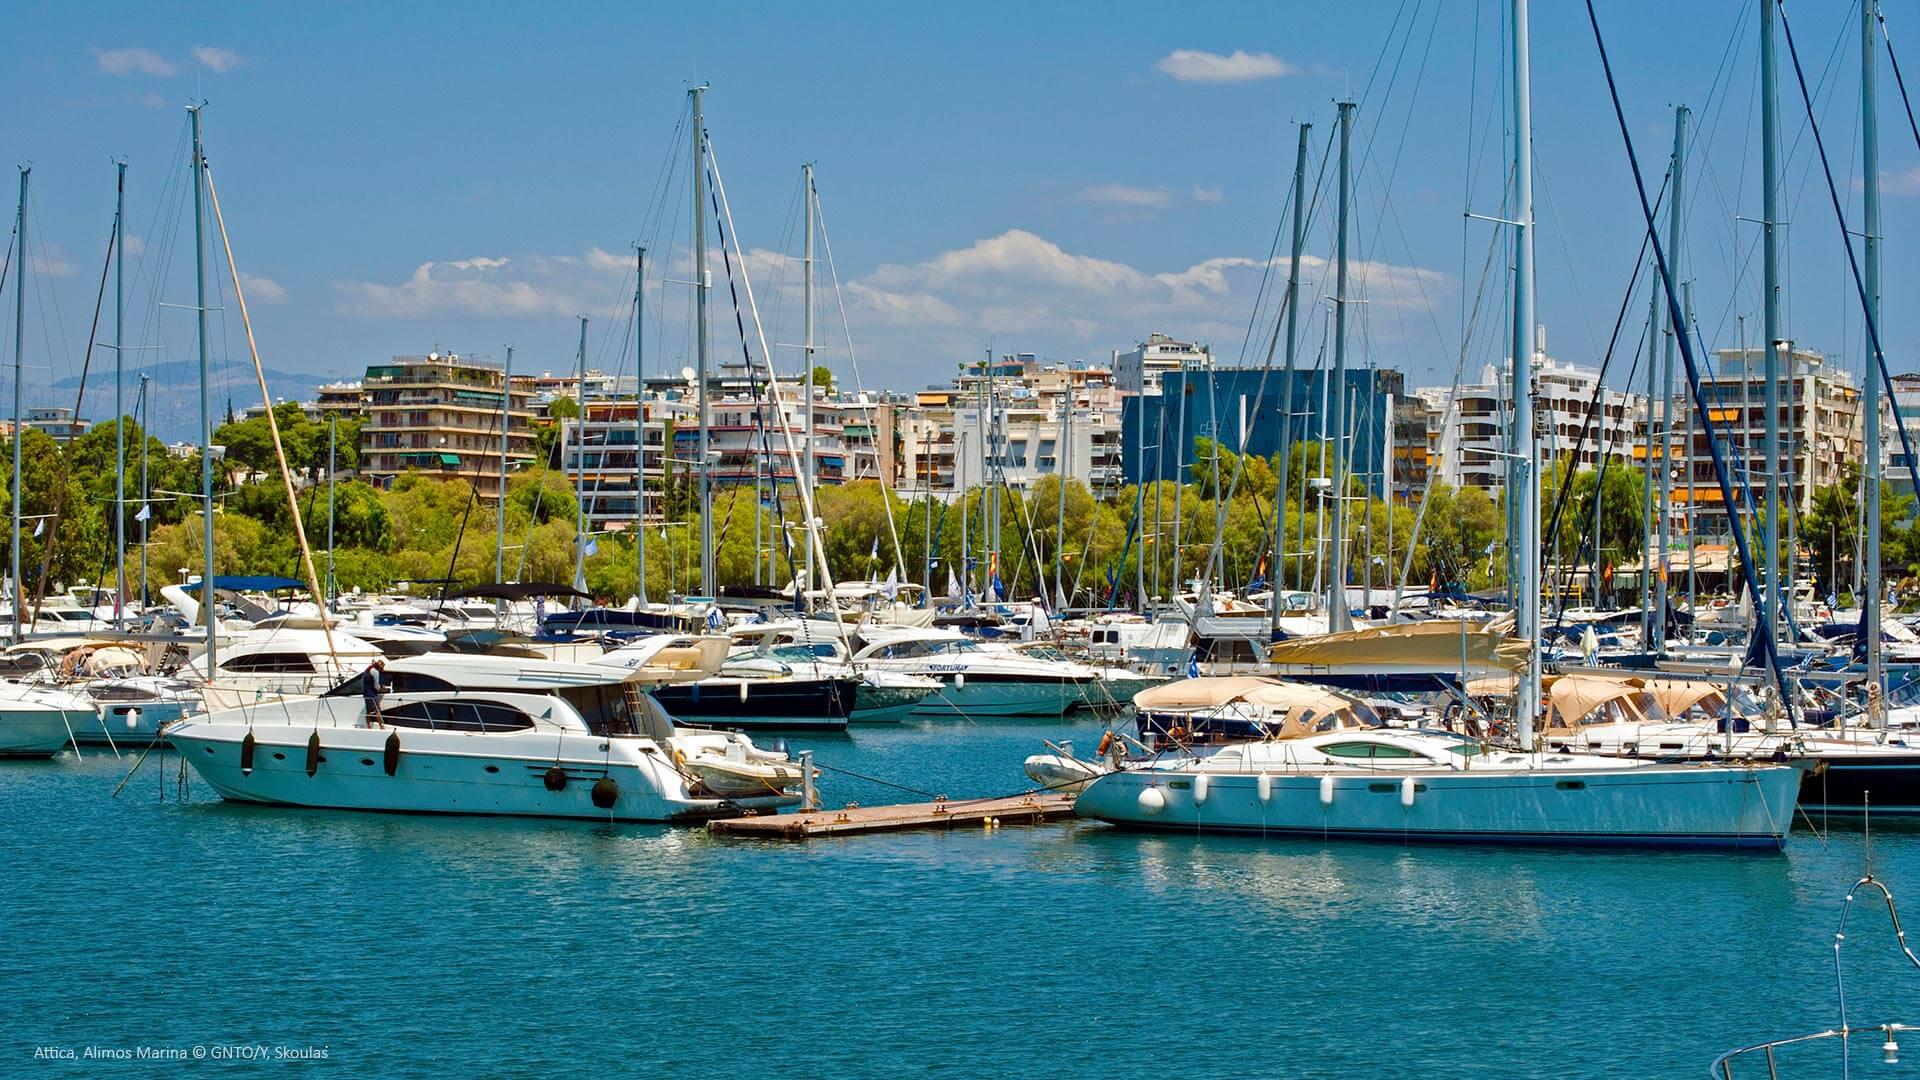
[897,356,1125,497]
[1113,332,1214,395]
[1423,340,1643,493]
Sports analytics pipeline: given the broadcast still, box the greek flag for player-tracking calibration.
[134,504,151,523]
[1186,655,1200,679]
[706,606,724,630]
[869,537,880,561]
[582,538,598,557]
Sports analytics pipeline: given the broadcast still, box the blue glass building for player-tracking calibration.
[1121,367,1405,493]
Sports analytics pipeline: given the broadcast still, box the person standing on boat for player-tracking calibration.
[362,658,386,725]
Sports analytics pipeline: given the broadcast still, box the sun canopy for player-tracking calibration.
[1133,675,1374,739]
[189,575,304,593]
[1266,619,1529,675]
[448,582,590,601]
[1544,674,1660,730]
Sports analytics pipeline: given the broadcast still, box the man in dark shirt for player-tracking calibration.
[362,658,386,724]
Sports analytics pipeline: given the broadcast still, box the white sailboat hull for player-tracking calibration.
[1074,763,1800,849]
[913,676,1087,719]
[0,705,74,757]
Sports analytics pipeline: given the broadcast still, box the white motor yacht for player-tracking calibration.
[851,628,1102,719]
[164,638,805,822]
[184,626,389,709]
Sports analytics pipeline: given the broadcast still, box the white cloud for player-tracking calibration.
[1156,49,1294,83]
[1883,164,1920,196]
[1078,182,1172,209]
[29,245,76,279]
[237,272,286,304]
[334,250,631,320]
[1192,185,1225,204]
[93,47,176,77]
[844,229,1448,366]
[191,46,245,73]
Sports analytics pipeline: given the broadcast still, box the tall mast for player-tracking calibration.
[113,161,127,627]
[1760,0,1785,648]
[1511,0,1540,748]
[1056,385,1070,606]
[691,85,715,597]
[1642,283,1658,646]
[325,415,336,601]
[10,167,25,641]
[634,248,648,608]
[189,105,215,671]
[803,162,816,590]
[1327,99,1357,634]
[496,345,511,584]
[1863,0,1885,709]
[1271,121,1312,639]
[138,375,149,605]
[1132,378,1146,606]
[573,316,588,599]
[1654,105,1689,648]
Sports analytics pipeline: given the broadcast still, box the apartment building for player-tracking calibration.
[1672,346,1861,539]
[359,352,536,499]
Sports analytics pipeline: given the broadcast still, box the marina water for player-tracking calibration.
[7,717,1918,1077]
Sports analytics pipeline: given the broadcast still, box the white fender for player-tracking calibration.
[1193,773,1210,805]
[1319,775,1335,806]
[738,682,749,702]
[1137,786,1167,815]
[954,672,966,690]
[1400,775,1417,808]
[1256,772,1273,803]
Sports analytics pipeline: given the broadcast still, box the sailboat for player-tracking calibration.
[1071,5,1802,849]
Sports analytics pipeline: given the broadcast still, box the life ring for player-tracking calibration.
[1168,725,1189,742]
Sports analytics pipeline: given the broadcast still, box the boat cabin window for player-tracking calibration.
[382,700,535,732]
[1321,741,1421,760]
[223,652,318,674]
[872,638,971,660]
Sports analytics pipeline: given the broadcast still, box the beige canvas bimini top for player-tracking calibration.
[1266,619,1529,674]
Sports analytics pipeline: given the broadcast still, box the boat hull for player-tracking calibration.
[1074,765,1800,850]
[651,678,855,731]
[165,722,788,823]
[70,699,193,746]
[0,708,78,757]
[911,675,1089,719]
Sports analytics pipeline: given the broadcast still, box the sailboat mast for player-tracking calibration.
[1642,284,1658,646]
[114,161,127,627]
[1512,0,1541,748]
[1760,0,1784,647]
[189,106,216,670]
[1327,99,1356,634]
[1056,386,1070,607]
[10,167,25,641]
[138,375,149,606]
[1654,105,1688,647]
[1263,123,1311,627]
[325,415,336,601]
[634,248,648,608]
[573,316,588,600]
[803,162,816,590]
[496,345,512,585]
[691,85,714,597]
[1863,0,1885,708]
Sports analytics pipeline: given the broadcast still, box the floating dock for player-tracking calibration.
[708,792,1078,839]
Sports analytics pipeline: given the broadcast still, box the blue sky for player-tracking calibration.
[3,1,1916,411]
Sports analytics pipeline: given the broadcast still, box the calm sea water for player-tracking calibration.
[6,717,1920,1078]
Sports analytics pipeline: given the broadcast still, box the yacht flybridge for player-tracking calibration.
[163,636,808,822]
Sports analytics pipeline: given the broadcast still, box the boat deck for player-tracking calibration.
[708,792,1077,839]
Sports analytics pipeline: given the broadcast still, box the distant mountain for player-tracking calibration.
[40,362,346,443]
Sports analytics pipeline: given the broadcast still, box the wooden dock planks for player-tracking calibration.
[708,792,1079,839]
